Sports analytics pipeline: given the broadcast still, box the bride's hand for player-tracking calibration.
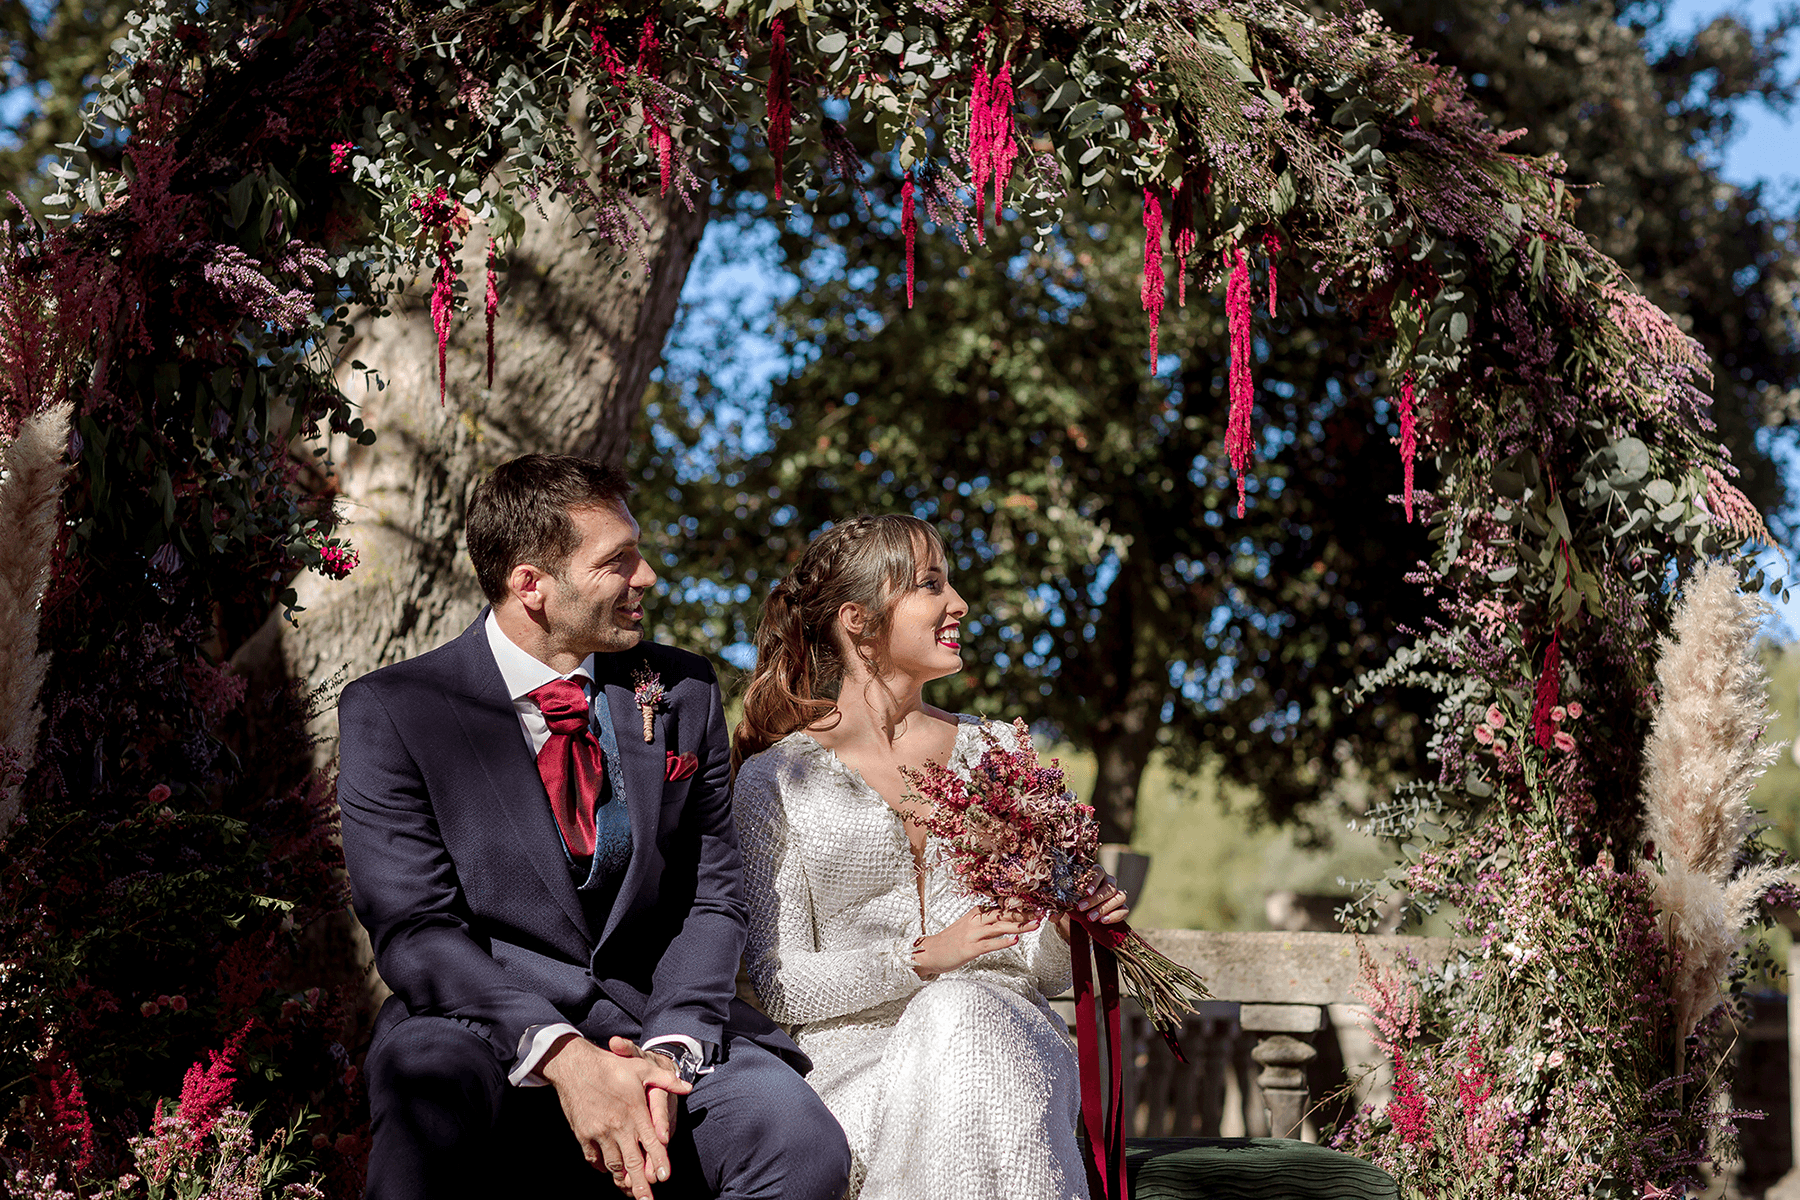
[1054,874,1128,939]
[911,906,1041,977]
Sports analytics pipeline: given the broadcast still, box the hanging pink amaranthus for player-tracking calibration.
[410,186,461,406]
[592,21,672,196]
[637,18,673,198]
[767,17,793,204]
[967,32,1018,243]
[902,178,918,308]
[1532,624,1562,750]
[592,26,627,80]
[1141,188,1165,365]
[430,252,456,406]
[1171,180,1197,307]
[485,237,499,389]
[1398,372,1417,521]
[1224,245,1255,517]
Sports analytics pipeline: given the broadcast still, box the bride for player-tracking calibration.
[730,514,1127,1200]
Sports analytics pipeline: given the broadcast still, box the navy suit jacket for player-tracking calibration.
[337,613,800,1072]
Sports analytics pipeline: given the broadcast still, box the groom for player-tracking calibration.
[337,454,849,1199]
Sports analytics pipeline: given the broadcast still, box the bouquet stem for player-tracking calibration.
[1076,916,1211,1060]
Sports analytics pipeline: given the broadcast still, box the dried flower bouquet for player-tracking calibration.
[901,718,1211,1052]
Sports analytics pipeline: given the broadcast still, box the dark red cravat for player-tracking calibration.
[527,678,603,858]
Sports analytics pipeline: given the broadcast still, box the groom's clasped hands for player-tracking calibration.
[537,1032,693,1199]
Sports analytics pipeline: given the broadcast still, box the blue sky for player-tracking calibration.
[1660,0,1799,191]
[1651,0,1800,633]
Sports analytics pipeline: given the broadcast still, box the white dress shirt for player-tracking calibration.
[482,612,703,1084]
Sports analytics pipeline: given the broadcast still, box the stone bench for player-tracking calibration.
[1059,929,1457,1141]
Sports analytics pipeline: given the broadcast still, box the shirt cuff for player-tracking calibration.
[509,1022,581,1087]
[641,1033,715,1075]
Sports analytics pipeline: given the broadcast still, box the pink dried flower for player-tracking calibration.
[1389,1054,1434,1147]
[430,250,457,407]
[329,142,354,173]
[901,179,917,308]
[167,994,187,1012]
[766,17,793,204]
[1397,373,1417,522]
[201,243,316,329]
[1553,730,1576,752]
[1566,701,1583,719]
[141,1000,160,1017]
[408,186,456,230]
[636,19,673,198]
[1550,705,1567,724]
[1141,188,1165,365]
[1474,724,1494,746]
[1485,705,1506,729]
[177,1023,250,1145]
[1532,627,1561,750]
[966,31,1018,242]
[319,543,359,580]
[899,719,1208,1049]
[41,1060,96,1173]
[1702,465,1772,545]
[148,783,172,804]
[1224,244,1254,517]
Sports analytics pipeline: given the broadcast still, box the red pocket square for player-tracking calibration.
[665,751,699,782]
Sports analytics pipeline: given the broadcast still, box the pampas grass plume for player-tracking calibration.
[0,401,73,836]
[1640,560,1788,1047]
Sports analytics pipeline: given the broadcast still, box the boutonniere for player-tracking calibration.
[632,666,666,743]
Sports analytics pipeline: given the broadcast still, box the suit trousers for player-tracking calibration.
[365,1009,851,1200]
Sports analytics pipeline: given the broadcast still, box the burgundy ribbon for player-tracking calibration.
[1070,918,1127,1200]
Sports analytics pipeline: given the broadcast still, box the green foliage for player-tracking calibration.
[638,186,1439,840]
[0,0,130,223]
[1374,0,1800,518]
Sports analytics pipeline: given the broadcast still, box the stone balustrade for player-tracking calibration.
[1058,930,1459,1141]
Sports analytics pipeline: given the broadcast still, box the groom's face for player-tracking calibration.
[541,500,658,656]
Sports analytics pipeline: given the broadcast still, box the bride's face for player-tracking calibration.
[876,541,968,684]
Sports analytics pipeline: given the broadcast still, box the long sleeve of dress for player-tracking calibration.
[735,757,926,1025]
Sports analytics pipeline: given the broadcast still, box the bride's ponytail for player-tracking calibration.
[732,514,943,769]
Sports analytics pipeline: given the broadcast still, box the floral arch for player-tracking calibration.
[0,0,1779,1191]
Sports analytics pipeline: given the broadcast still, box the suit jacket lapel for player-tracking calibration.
[598,669,667,946]
[446,617,592,948]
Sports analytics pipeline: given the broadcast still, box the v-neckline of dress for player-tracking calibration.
[786,716,984,932]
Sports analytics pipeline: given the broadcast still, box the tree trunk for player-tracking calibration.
[233,182,708,750]
[1087,679,1162,846]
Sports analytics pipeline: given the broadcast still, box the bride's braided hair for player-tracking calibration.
[732,514,944,768]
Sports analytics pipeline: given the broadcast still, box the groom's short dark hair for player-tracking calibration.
[467,454,634,603]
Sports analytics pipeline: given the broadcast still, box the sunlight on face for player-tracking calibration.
[541,500,659,657]
[878,537,968,686]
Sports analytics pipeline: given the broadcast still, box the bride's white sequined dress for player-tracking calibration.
[734,716,1088,1200]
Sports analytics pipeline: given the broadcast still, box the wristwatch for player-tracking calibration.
[648,1043,704,1084]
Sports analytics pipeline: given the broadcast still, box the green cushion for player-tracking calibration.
[1123,1138,1400,1200]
